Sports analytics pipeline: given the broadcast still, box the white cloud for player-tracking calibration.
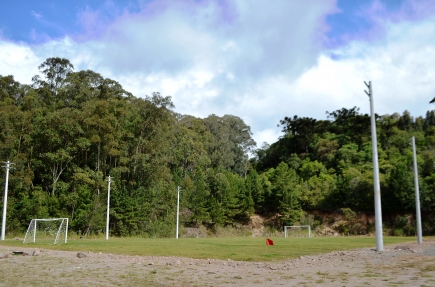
[255,128,283,148]
[0,41,40,81]
[101,0,339,145]
[31,11,42,19]
[290,14,435,122]
[1,0,435,148]
[232,8,435,145]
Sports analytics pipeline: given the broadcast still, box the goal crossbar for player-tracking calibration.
[284,225,311,238]
[23,218,69,244]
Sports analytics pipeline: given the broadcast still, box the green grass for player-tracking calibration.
[0,236,418,262]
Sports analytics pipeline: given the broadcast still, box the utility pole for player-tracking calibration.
[364,81,384,252]
[1,161,13,241]
[176,186,180,239]
[411,136,423,243]
[106,176,111,240]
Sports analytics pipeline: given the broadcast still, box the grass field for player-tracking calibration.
[0,236,419,261]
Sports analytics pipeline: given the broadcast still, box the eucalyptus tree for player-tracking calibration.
[62,70,105,108]
[171,115,213,179]
[37,57,74,91]
[0,75,25,105]
[31,57,74,108]
[30,107,85,196]
[203,114,256,175]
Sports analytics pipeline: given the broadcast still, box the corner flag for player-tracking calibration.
[266,238,274,246]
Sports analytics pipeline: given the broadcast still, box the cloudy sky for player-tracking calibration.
[1,0,434,147]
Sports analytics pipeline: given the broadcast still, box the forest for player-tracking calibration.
[1,57,435,238]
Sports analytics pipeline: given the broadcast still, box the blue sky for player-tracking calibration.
[1,0,435,146]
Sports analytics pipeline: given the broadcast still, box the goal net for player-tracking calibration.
[23,218,69,244]
[284,225,311,238]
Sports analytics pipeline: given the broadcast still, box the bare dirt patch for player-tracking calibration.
[1,240,435,286]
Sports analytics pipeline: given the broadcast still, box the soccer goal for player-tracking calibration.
[284,225,311,238]
[23,218,69,244]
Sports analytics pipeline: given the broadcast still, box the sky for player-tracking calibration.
[1,0,435,147]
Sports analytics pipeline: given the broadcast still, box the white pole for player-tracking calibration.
[1,161,11,241]
[106,176,111,240]
[176,186,180,239]
[412,136,423,243]
[365,81,384,252]
[33,220,36,243]
[65,218,69,244]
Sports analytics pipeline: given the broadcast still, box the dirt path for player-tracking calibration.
[1,240,435,286]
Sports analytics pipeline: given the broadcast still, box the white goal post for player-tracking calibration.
[284,225,311,238]
[23,218,69,244]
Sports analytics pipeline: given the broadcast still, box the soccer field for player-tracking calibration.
[0,236,417,261]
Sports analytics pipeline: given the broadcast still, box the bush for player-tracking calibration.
[393,228,404,236]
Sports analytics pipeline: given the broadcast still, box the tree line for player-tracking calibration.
[1,57,435,237]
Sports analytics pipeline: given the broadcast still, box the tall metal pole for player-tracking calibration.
[1,161,12,241]
[176,186,180,239]
[411,136,423,243]
[106,176,111,240]
[364,81,384,251]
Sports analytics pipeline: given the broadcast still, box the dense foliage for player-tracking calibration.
[254,107,435,234]
[1,58,435,237]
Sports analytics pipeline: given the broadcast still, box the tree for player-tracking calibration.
[62,70,105,108]
[297,173,337,210]
[31,58,74,108]
[279,115,317,154]
[36,57,74,92]
[397,110,414,131]
[314,138,339,167]
[0,75,24,105]
[183,171,210,225]
[245,169,265,213]
[384,161,414,213]
[171,116,212,178]
[378,113,399,149]
[203,114,256,175]
[30,108,84,195]
[270,162,302,225]
[326,107,371,148]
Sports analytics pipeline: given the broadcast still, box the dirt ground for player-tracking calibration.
[1,240,435,287]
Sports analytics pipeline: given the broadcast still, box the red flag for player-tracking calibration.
[266,238,274,246]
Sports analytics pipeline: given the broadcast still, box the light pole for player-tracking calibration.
[365,81,384,252]
[1,161,12,241]
[176,186,180,239]
[411,136,423,243]
[106,176,111,240]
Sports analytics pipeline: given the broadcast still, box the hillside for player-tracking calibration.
[1,57,435,237]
